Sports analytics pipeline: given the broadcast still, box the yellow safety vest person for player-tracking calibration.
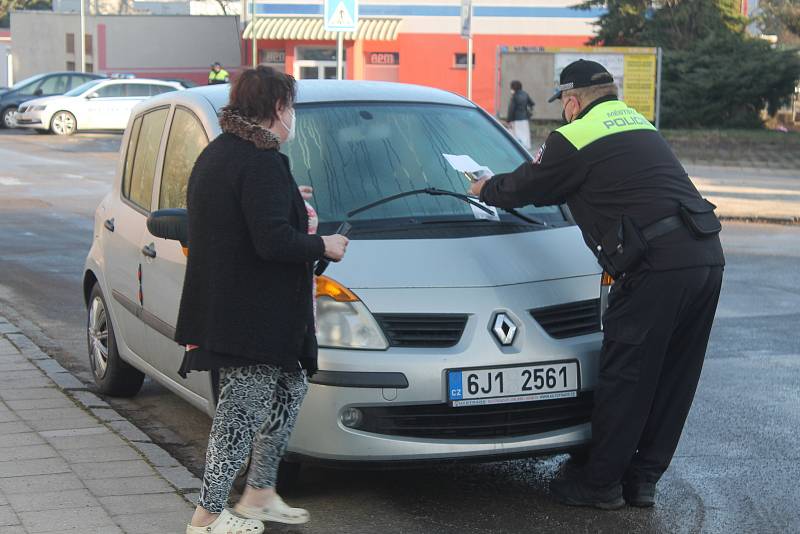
[208,65,230,85]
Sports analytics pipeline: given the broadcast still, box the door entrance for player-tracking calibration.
[294,48,345,80]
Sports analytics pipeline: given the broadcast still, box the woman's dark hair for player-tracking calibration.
[510,80,522,91]
[229,66,296,123]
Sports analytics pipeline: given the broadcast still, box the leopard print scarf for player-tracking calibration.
[219,107,281,150]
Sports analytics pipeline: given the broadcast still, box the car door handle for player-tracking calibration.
[141,243,157,259]
[104,218,115,232]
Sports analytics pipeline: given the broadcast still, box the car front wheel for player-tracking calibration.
[87,283,145,396]
[51,111,77,136]
[1,107,17,128]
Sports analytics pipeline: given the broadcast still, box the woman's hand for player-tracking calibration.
[299,186,313,201]
[322,234,349,262]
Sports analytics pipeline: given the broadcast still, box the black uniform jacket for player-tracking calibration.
[481,96,725,271]
[174,132,325,370]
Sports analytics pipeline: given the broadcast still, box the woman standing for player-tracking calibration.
[176,66,349,534]
[506,80,535,150]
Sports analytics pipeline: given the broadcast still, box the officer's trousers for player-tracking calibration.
[584,265,723,488]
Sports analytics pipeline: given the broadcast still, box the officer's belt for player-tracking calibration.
[641,215,684,242]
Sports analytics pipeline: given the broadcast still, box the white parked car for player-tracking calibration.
[15,78,183,135]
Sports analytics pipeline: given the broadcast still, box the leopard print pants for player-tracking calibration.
[198,364,308,513]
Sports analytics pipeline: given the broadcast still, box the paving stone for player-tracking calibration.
[0,423,31,436]
[182,492,199,505]
[26,416,101,433]
[59,446,141,465]
[84,476,173,498]
[46,373,86,391]
[0,458,70,478]
[0,362,36,373]
[30,360,66,376]
[44,432,126,452]
[0,493,6,506]
[0,433,45,449]
[0,375,50,390]
[0,445,58,463]
[69,391,110,409]
[0,506,18,527]
[6,489,98,513]
[89,408,125,422]
[18,506,115,533]
[0,527,25,534]
[0,473,85,495]
[106,420,151,443]
[0,356,28,366]
[4,398,70,411]
[16,407,88,422]
[154,466,201,492]
[112,511,191,534]
[39,426,109,439]
[99,492,189,515]
[35,526,123,534]
[71,460,155,481]
[0,388,60,401]
[0,323,20,335]
[0,412,18,424]
[134,442,180,468]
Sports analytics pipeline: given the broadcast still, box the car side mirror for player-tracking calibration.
[34,88,43,96]
[147,208,188,247]
[86,92,99,100]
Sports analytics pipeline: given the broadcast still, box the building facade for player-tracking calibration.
[243,1,602,113]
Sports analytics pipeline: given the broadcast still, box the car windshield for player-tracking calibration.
[64,79,104,97]
[10,74,46,90]
[282,103,565,233]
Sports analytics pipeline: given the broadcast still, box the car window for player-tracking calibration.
[124,108,169,211]
[38,75,68,95]
[122,116,143,200]
[16,77,46,96]
[65,79,104,97]
[282,103,565,227]
[126,84,151,97]
[151,84,178,95]
[9,74,45,90]
[159,108,208,209]
[96,83,124,98]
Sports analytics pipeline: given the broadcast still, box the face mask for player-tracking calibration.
[561,106,568,124]
[279,108,296,142]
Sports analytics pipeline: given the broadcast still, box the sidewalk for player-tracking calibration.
[687,164,800,224]
[0,316,199,534]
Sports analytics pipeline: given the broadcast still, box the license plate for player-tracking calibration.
[447,361,579,407]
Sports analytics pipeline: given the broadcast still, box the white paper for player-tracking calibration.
[442,154,499,221]
[442,153,485,173]
[470,200,500,221]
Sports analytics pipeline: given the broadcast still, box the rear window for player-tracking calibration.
[122,107,169,211]
[282,103,564,235]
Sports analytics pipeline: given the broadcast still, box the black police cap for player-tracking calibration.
[547,59,615,103]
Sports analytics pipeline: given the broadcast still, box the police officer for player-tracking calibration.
[470,60,725,510]
[208,62,230,85]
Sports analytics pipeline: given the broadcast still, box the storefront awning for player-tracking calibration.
[243,16,402,41]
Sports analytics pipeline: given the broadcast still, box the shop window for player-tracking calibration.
[297,48,344,61]
[259,49,286,68]
[454,53,476,69]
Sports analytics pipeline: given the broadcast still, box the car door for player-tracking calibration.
[140,106,212,400]
[110,83,151,130]
[84,82,127,129]
[37,75,69,97]
[103,106,170,360]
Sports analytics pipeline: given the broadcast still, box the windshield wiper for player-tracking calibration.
[347,187,547,226]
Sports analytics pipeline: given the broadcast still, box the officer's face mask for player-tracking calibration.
[279,108,296,143]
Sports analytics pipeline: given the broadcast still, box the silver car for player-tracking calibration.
[83,81,606,472]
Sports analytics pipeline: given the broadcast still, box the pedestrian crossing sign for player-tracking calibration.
[324,0,359,32]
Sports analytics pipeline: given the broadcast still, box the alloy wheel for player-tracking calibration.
[88,296,109,379]
[2,108,17,128]
[51,112,76,135]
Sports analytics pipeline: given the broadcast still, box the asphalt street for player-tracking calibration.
[0,129,798,533]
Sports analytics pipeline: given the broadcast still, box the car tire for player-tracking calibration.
[50,110,77,136]
[87,283,145,397]
[1,107,17,129]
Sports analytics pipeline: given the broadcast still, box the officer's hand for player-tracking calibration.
[299,185,313,201]
[322,234,349,262]
[469,178,489,198]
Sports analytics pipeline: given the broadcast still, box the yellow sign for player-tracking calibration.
[623,54,657,121]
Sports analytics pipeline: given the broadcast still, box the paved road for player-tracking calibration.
[1,130,798,533]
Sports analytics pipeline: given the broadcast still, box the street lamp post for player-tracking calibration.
[79,0,86,73]
[251,0,257,67]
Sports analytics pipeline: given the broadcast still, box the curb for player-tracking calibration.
[719,215,800,226]
[0,314,203,506]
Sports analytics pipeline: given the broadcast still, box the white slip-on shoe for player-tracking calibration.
[234,494,310,525]
[185,509,264,534]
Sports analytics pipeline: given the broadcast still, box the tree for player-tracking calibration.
[759,0,800,38]
[1,0,51,28]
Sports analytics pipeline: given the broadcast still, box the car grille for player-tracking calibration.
[374,314,468,348]
[355,393,593,439]
[530,299,601,339]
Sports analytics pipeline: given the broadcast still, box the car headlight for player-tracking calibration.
[31,105,46,111]
[316,276,389,350]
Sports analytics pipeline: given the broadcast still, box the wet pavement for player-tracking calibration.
[0,129,798,533]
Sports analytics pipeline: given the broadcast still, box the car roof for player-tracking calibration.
[98,78,180,85]
[185,80,475,112]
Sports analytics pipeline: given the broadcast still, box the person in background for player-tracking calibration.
[178,66,349,534]
[208,62,230,85]
[506,80,535,150]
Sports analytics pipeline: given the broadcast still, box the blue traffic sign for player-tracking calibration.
[324,0,359,32]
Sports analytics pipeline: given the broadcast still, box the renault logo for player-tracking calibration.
[492,313,518,346]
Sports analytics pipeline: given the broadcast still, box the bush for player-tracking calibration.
[660,33,800,128]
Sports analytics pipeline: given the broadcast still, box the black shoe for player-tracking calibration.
[623,481,656,508]
[550,477,625,511]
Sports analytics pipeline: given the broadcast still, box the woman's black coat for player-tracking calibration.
[174,128,325,371]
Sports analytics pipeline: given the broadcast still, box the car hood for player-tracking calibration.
[19,95,76,107]
[324,225,600,289]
